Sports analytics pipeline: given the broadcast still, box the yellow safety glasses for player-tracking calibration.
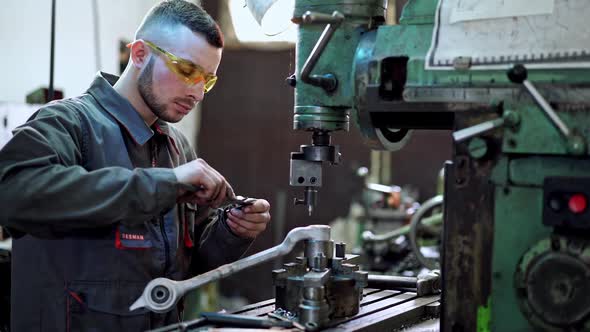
[141,40,218,93]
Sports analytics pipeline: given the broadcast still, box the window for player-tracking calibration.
[227,0,296,45]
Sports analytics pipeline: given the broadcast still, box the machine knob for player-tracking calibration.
[286,74,297,87]
[568,194,587,214]
[507,64,527,84]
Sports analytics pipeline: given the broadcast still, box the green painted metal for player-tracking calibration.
[293,0,385,132]
[368,0,590,330]
[406,63,590,87]
[476,298,491,332]
[490,155,590,331]
[468,137,488,159]
[399,0,438,25]
[293,0,590,330]
[491,185,551,332]
[508,157,590,186]
[502,102,590,156]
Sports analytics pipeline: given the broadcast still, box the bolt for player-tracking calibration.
[468,137,488,159]
[286,74,296,87]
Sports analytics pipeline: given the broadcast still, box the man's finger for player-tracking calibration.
[229,209,270,224]
[227,218,255,237]
[194,171,215,198]
[242,199,270,214]
[227,214,261,232]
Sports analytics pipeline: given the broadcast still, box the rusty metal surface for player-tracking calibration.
[441,112,499,332]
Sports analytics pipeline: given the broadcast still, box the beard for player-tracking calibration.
[138,58,180,123]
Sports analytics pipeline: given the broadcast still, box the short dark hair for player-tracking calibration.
[136,0,224,48]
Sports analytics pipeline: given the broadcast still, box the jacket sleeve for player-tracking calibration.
[170,128,253,274]
[0,103,179,236]
[190,208,254,274]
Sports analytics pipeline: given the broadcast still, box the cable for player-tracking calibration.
[48,0,56,101]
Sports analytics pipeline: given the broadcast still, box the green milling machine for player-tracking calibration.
[287,0,590,331]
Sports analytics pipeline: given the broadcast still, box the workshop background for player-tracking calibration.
[0,0,450,318]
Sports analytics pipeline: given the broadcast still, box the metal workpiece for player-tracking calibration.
[304,269,332,287]
[130,225,331,313]
[305,239,334,266]
[300,286,331,330]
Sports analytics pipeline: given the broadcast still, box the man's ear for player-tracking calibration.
[129,40,150,69]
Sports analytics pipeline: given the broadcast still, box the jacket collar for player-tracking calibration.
[86,72,154,145]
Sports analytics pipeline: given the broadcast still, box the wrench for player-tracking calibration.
[130,225,331,313]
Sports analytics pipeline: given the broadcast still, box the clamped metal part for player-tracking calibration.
[296,11,345,93]
[130,225,331,313]
[273,240,368,331]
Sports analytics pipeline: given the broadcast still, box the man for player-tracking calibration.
[0,0,271,330]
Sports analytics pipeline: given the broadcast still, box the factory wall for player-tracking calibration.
[0,0,160,103]
[0,0,200,149]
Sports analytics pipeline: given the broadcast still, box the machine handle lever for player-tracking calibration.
[508,64,571,138]
[508,64,586,154]
[452,118,505,142]
[298,11,344,92]
[452,111,520,143]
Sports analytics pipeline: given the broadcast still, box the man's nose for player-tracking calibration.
[187,81,205,102]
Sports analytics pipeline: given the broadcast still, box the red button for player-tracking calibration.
[568,194,587,214]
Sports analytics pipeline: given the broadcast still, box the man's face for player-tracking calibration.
[138,26,222,123]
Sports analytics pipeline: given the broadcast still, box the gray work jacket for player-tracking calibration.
[0,73,252,331]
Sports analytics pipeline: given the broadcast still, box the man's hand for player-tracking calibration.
[226,199,271,239]
[174,158,234,208]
